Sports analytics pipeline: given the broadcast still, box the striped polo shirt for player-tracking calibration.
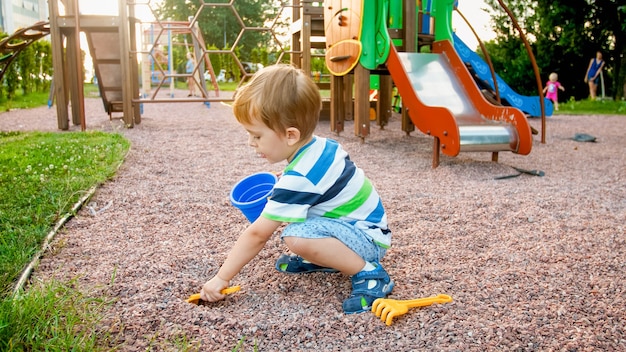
[262,136,391,248]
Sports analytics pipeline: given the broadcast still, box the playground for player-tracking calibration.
[1,0,624,349]
[1,98,624,350]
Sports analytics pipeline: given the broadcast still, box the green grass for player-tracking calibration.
[556,97,626,115]
[232,336,259,351]
[167,80,240,92]
[0,130,129,350]
[83,83,101,97]
[0,84,102,111]
[211,81,240,92]
[0,90,51,111]
[0,131,130,290]
[0,279,114,351]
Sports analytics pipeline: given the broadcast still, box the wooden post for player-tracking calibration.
[433,137,440,168]
[343,74,354,120]
[377,74,392,128]
[48,0,69,130]
[71,0,86,130]
[405,2,417,51]
[353,63,370,141]
[330,74,344,133]
[128,4,141,124]
[118,0,134,127]
[301,3,311,73]
[65,37,80,126]
[401,0,417,135]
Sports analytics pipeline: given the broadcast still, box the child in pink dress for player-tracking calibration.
[543,72,565,111]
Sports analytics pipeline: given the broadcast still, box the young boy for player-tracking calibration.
[199,64,394,313]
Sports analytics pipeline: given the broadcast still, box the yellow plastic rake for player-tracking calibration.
[372,294,453,326]
[186,286,241,304]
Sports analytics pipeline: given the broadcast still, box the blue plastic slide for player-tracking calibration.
[452,33,553,117]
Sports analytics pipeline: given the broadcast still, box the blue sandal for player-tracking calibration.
[342,263,394,314]
[275,254,339,274]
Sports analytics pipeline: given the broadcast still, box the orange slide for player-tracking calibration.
[386,39,533,159]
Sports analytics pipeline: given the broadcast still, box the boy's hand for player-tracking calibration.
[200,276,230,302]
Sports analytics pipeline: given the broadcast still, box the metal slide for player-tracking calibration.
[452,33,553,117]
[386,39,533,158]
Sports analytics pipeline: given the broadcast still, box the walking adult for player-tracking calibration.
[584,51,605,100]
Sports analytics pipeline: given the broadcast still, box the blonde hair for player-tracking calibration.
[232,64,321,139]
[549,72,558,81]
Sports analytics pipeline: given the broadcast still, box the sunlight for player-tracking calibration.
[454,0,496,49]
[79,0,118,15]
[74,1,158,82]
[76,0,156,21]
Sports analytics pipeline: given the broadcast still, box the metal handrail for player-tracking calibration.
[497,0,546,143]
[455,8,501,104]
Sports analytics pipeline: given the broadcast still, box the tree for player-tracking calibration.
[155,0,283,66]
[0,30,52,101]
[32,41,53,92]
[482,0,626,100]
[16,45,37,94]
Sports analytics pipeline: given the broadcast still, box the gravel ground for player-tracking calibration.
[2,95,625,351]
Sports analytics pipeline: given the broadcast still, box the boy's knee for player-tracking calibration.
[283,236,297,248]
[283,236,319,258]
[283,236,316,257]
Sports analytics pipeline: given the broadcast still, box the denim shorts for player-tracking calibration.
[281,217,387,263]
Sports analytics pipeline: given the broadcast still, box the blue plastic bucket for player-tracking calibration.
[230,172,277,222]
